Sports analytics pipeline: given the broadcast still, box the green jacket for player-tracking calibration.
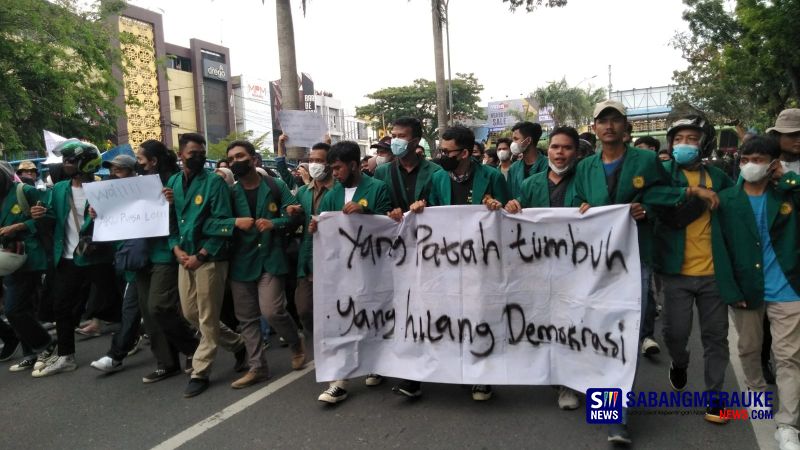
[49,180,111,267]
[0,183,47,272]
[517,170,579,208]
[573,145,687,265]
[507,154,549,199]
[296,179,338,278]
[167,170,232,260]
[275,156,297,190]
[319,175,392,215]
[225,176,298,282]
[652,162,734,275]
[372,158,440,210]
[716,173,800,309]
[429,163,510,206]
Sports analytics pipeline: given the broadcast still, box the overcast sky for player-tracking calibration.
[129,0,691,112]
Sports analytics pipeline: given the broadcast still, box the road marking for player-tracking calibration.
[727,314,776,450]
[151,362,315,450]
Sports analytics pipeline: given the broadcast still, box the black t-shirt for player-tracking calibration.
[547,174,572,207]
[398,163,420,206]
[244,186,259,217]
[449,176,475,205]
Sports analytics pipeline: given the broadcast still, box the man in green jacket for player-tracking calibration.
[404,125,508,402]
[717,136,800,450]
[311,140,391,405]
[652,114,734,425]
[505,126,581,210]
[507,121,547,198]
[0,162,51,371]
[224,140,305,390]
[574,100,717,444]
[767,108,800,175]
[164,133,245,398]
[30,139,121,378]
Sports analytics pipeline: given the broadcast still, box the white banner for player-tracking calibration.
[277,110,328,148]
[83,175,169,242]
[313,205,641,393]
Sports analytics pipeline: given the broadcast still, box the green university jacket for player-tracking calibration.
[573,145,687,265]
[372,158,440,210]
[428,163,510,206]
[652,162,734,275]
[0,183,47,272]
[320,175,391,215]
[167,170,232,261]
[506,154,548,199]
[296,179,338,278]
[517,170,579,208]
[223,176,298,282]
[715,173,800,309]
[49,180,110,267]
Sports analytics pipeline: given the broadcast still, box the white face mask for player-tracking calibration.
[497,150,511,161]
[781,160,800,175]
[375,156,388,166]
[548,159,574,176]
[739,162,770,182]
[308,162,327,180]
[510,138,529,155]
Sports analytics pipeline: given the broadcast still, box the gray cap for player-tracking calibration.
[102,154,136,170]
[767,109,800,134]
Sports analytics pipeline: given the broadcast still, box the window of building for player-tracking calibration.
[174,96,183,111]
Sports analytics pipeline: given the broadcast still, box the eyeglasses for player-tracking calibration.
[437,148,465,157]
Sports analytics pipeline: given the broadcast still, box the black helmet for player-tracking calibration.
[666,105,717,158]
[53,139,102,174]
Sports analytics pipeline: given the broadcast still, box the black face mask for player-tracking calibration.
[134,163,148,176]
[185,156,206,172]
[438,154,460,172]
[21,178,36,187]
[230,161,251,178]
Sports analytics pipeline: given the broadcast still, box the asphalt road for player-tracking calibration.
[0,318,764,450]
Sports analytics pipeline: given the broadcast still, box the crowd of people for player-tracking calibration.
[0,101,799,448]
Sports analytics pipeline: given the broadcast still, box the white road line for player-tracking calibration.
[151,362,315,450]
[727,314,776,450]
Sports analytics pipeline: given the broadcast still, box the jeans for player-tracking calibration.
[53,260,119,356]
[3,271,51,354]
[107,281,142,361]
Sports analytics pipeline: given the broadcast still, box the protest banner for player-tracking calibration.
[82,174,169,242]
[313,205,641,394]
[277,110,328,148]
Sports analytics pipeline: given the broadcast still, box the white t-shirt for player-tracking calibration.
[344,187,357,205]
[781,160,800,175]
[63,186,87,260]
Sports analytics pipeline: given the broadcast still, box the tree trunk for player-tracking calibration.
[431,0,448,157]
[276,0,304,159]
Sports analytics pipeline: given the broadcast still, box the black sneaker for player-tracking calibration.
[184,378,210,398]
[142,367,181,384]
[0,338,20,362]
[705,398,729,424]
[393,379,422,398]
[669,363,687,391]
[472,385,493,401]
[9,356,37,372]
[184,355,193,374]
[607,423,632,445]
[318,386,348,404]
[233,346,248,373]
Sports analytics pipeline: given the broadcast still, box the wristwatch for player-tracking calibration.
[195,252,208,263]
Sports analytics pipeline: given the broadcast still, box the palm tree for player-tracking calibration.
[531,78,604,127]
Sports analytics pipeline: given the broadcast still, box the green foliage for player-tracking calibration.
[207,130,272,161]
[671,0,800,129]
[356,73,484,148]
[0,0,125,158]
[503,0,568,12]
[530,78,606,128]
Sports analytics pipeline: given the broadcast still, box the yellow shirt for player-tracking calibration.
[680,169,714,276]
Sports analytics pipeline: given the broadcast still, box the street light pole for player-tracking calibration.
[444,0,453,125]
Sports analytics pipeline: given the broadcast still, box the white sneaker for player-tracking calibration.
[32,355,77,378]
[90,356,123,373]
[641,336,661,356]
[558,386,580,410]
[33,347,56,371]
[776,426,800,450]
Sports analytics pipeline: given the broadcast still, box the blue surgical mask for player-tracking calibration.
[390,138,409,156]
[672,144,700,165]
